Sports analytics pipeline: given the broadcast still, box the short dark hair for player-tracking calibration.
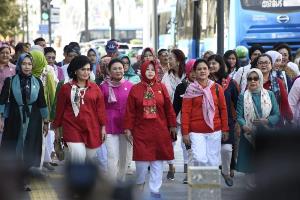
[107,58,124,71]
[274,43,293,61]
[193,59,209,71]
[252,53,273,69]
[249,44,265,57]
[34,37,45,45]
[66,46,81,56]
[63,45,69,53]
[67,55,91,80]
[44,47,56,55]
[157,48,168,56]
[15,42,25,53]
[68,42,80,49]
[207,54,227,80]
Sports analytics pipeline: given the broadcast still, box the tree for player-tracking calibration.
[0,0,21,39]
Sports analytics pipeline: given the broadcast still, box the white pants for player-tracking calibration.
[67,142,97,164]
[96,143,108,172]
[190,131,222,166]
[221,144,233,176]
[43,130,55,163]
[136,161,163,194]
[126,141,133,168]
[178,126,189,164]
[106,134,129,182]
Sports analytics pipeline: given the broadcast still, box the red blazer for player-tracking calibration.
[181,83,229,135]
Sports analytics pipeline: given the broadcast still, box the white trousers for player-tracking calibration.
[178,126,189,164]
[96,143,108,172]
[221,144,233,176]
[67,142,97,164]
[43,130,55,163]
[136,161,163,194]
[106,134,129,182]
[190,131,222,166]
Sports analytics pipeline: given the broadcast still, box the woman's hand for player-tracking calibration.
[222,131,229,142]
[101,126,107,142]
[242,125,252,134]
[124,129,133,145]
[169,127,177,141]
[43,123,49,136]
[0,117,4,132]
[182,134,191,146]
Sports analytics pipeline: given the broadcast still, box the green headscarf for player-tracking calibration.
[30,50,56,119]
[31,50,48,77]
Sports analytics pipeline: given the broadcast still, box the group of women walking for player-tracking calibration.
[0,40,300,198]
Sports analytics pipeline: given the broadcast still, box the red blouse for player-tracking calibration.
[263,78,293,122]
[52,81,106,148]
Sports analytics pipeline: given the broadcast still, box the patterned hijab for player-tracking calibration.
[141,60,158,119]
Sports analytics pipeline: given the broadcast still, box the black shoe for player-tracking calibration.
[182,176,188,184]
[43,162,55,171]
[222,173,233,187]
[24,184,31,192]
[50,162,58,166]
[166,170,175,180]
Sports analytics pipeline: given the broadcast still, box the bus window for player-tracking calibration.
[241,0,300,12]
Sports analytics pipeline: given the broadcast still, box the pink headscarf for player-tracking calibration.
[185,59,196,77]
[183,80,215,129]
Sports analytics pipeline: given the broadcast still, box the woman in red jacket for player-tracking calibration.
[124,60,176,198]
[182,59,229,167]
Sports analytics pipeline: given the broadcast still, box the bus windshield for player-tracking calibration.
[241,0,300,12]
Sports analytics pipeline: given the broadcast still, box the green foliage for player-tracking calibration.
[0,0,21,38]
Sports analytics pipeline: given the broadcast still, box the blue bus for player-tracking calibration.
[229,0,300,53]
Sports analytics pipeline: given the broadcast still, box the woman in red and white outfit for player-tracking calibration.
[52,56,106,163]
[182,59,229,167]
[124,60,176,199]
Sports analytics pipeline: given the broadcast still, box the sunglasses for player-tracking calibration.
[247,76,259,82]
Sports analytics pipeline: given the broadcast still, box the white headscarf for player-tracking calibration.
[244,68,272,129]
[265,50,282,66]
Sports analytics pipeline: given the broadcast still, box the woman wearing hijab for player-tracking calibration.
[236,68,280,189]
[173,59,196,184]
[119,54,140,84]
[0,53,48,191]
[87,48,101,84]
[288,77,300,127]
[30,50,57,171]
[181,59,229,168]
[208,54,240,186]
[52,55,106,163]
[100,58,133,182]
[255,54,293,127]
[266,50,292,92]
[124,60,176,199]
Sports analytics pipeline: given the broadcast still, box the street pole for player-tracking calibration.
[217,0,224,55]
[192,0,200,58]
[26,0,29,42]
[110,0,115,39]
[152,0,158,52]
[48,5,52,46]
[85,0,90,42]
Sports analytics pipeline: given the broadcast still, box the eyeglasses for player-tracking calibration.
[247,76,259,82]
[46,56,56,60]
[258,61,270,65]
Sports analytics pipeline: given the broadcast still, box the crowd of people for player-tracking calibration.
[0,37,300,198]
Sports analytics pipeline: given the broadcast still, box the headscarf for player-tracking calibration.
[141,60,158,119]
[30,50,48,77]
[119,54,135,77]
[265,50,282,66]
[244,68,272,129]
[185,59,196,77]
[141,47,155,62]
[105,77,125,103]
[16,53,33,75]
[183,80,215,129]
[87,48,100,75]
